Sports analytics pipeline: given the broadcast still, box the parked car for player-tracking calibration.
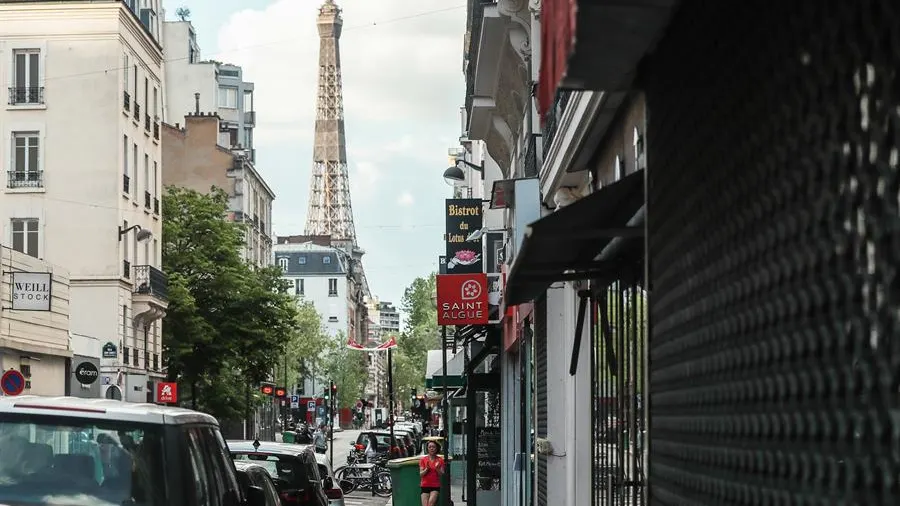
[229,440,338,506]
[234,461,282,506]
[0,395,266,506]
[355,430,406,458]
[312,452,346,506]
[392,428,416,456]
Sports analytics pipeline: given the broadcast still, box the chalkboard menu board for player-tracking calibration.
[476,426,501,482]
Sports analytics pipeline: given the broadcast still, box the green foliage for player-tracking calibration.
[320,333,369,409]
[273,299,330,392]
[393,273,439,402]
[162,186,312,420]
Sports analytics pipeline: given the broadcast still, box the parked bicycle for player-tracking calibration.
[333,451,392,496]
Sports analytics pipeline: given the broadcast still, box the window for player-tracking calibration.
[323,256,331,264]
[328,316,338,323]
[298,256,307,265]
[153,87,158,118]
[184,428,212,505]
[133,64,138,98]
[11,218,38,258]
[122,53,129,91]
[152,161,158,196]
[278,257,288,270]
[123,135,129,175]
[614,155,623,181]
[218,86,237,108]
[11,132,40,186]
[12,49,40,104]
[132,144,138,196]
[296,279,304,296]
[152,238,158,265]
[123,220,130,269]
[328,278,338,297]
[144,154,149,192]
[144,77,149,112]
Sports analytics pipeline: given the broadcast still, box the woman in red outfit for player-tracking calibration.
[419,441,444,506]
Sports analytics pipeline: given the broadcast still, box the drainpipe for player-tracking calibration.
[64,357,72,396]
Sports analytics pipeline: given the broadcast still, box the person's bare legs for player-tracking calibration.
[427,490,439,506]
[421,492,429,506]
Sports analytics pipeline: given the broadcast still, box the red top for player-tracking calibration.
[419,456,444,488]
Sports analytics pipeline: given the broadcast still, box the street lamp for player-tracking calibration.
[118,224,152,242]
[443,158,484,186]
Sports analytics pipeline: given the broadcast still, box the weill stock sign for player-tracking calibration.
[436,273,489,326]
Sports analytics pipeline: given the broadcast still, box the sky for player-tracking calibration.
[161,0,466,312]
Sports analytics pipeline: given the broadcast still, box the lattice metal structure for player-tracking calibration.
[305,0,357,245]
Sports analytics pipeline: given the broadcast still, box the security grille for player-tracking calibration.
[644,0,900,504]
[535,297,549,505]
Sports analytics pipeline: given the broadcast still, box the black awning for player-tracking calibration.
[505,169,645,306]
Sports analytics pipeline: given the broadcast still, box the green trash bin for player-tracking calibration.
[282,430,295,444]
[386,456,451,506]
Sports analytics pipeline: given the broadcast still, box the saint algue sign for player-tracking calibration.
[445,199,483,274]
[436,273,489,326]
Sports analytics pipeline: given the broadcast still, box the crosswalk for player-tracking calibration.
[342,491,390,506]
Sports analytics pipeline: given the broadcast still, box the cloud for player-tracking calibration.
[397,191,415,207]
[216,0,465,138]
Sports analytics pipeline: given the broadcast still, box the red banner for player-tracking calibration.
[156,382,178,404]
[436,273,489,326]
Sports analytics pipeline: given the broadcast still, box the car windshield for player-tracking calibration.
[232,452,318,491]
[0,414,167,506]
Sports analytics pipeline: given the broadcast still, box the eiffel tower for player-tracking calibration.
[305,0,357,250]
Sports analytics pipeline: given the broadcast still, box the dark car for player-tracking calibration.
[355,430,404,458]
[228,440,330,506]
[234,461,282,506]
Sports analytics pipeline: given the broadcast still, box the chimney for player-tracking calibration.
[194,92,200,115]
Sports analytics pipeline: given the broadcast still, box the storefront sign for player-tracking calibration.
[438,256,447,275]
[445,199,483,274]
[102,342,118,359]
[74,362,99,385]
[156,382,178,404]
[436,273,489,325]
[11,272,51,311]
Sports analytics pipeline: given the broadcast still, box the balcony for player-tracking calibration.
[123,174,130,193]
[244,110,256,125]
[7,170,43,189]
[153,197,160,215]
[132,264,168,327]
[134,102,141,121]
[144,191,151,209]
[144,114,151,132]
[8,87,44,106]
[153,122,160,140]
[123,91,131,111]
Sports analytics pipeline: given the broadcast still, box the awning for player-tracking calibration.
[505,169,645,306]
[425,349,465,390]
[538,0,680,122]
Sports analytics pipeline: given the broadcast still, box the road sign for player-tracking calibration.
[307,400,316,410]
[290,395,299,409]
[1,370,26,396]
[317,405,326,416]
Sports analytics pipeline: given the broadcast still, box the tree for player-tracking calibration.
[162,186,301,420]
[392,274,439,403]
[320,334,369,409]
[273,299,330,393]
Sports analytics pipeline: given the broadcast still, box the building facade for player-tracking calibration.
[0,246,71,396]
[163,20,256,160]
[0,0,168,403]
[362,296,388,411]
[377,301,400,335]
[161,112,274,267]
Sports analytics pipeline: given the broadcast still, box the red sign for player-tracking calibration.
[1,370,26,396]
[156,382,178,404]
[436,274,489,325]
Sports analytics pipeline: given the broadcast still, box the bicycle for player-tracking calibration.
[334,452,392,497]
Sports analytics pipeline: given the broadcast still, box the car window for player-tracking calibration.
[203,428,242,506]
[0,414,167,506]
[232,453,308,488]
[317,465,330,480]
[253,469,281,505]
[184,427,214,506]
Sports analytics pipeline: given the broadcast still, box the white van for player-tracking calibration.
[0,395,268,506]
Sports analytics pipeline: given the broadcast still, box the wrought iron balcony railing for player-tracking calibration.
[144,114,151,132]
[134,102,140,120]
[132,264,168,301]
[123,91,131,111]
[153,198,160,215]
[8,86,44,105]
[123,174,130,193]
[153,122,160,140]
[7,170,43,188]
[144,191,151,209]
[123,260,131,279]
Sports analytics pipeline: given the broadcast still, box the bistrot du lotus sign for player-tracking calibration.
[436,273,489,325]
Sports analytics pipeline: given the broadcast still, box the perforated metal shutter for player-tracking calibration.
[645,1,900,504]
[534,296,549,506]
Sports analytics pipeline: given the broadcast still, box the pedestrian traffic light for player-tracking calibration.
[260,383,274,396]
[274,386,286,398]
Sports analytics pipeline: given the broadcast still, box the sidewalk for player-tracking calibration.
[384,484,464,506]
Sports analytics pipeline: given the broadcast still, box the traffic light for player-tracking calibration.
[323,387,329,400]
[274,386,286,398]
[331,384,337,398]
[260,383,274,396]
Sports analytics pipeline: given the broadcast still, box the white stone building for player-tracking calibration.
[0,0,167,402]
[0,245,71,396]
